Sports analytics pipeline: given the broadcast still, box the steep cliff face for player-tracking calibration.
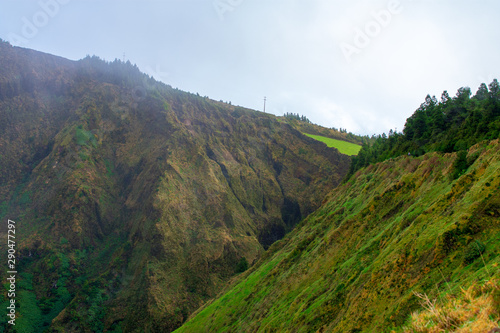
[175,140,500,332]
[0,41,350,332]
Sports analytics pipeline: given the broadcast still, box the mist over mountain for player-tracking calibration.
[0,40,351,332]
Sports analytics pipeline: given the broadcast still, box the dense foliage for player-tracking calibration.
[349,80,500,176]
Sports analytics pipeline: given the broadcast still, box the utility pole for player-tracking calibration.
[263,96,266,113]
[123,52,126,62]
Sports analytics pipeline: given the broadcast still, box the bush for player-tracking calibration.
[463,240,486,265]
[236,257,249,273]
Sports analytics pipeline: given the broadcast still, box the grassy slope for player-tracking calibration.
[304,133,362,156]
[280,117,368,146]
[175,140,500,332]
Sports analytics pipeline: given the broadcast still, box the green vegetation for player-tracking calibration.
[236,257,249,273]
[304,133,362,155]
[75,125,97,147]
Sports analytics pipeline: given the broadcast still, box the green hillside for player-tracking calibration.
[176,140,500,332]
[304,133,362,156]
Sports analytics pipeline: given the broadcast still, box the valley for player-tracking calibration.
[0,39,499,332]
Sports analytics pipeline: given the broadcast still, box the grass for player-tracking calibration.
[304,133,362,156]
[402,279,500,332]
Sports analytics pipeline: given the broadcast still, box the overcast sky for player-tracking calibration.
[1,0,499,135]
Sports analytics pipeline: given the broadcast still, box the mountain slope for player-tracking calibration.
[175,139,500,332]
[0,41,350,332]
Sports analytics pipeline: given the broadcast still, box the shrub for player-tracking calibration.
[463,240,486,265]
[236,257,249,273]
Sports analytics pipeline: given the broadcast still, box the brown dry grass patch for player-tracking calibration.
[402,280,500,332]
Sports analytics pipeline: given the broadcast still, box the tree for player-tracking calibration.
[441,91,450,104]
[455,87,471,101]
[489,79,500,100]
[474,83,489,101]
